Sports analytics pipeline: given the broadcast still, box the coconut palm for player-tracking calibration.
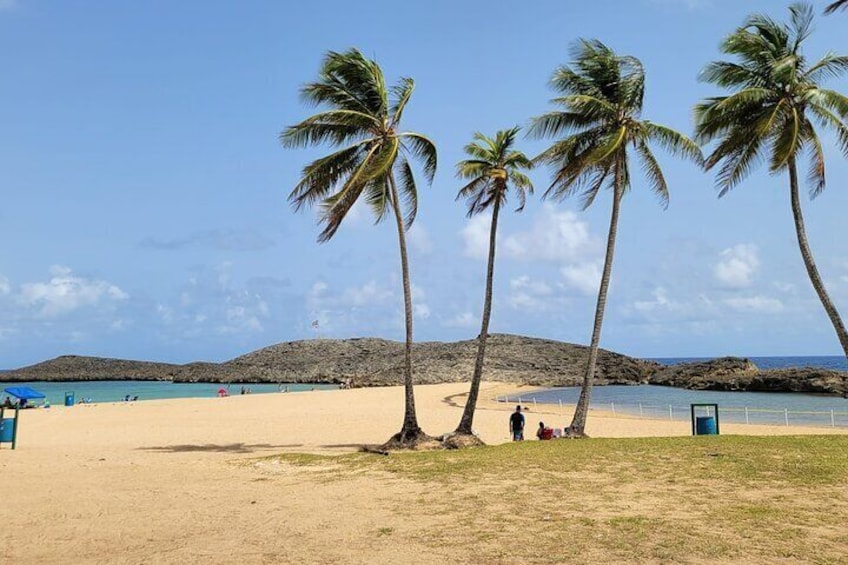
[453,128,533,437]
[695,3,848,360]
[530,40,703,437]
[825,0,847,14]
[280,48,437,446]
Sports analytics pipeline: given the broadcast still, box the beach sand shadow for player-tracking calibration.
[139,443,303,454]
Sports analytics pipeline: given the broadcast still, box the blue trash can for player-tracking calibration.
[65,392,75,407]
[695,416,717,435]
[0,418,14,442]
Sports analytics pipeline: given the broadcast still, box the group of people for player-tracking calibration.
[123,395,139,402]
[508,405,557,441]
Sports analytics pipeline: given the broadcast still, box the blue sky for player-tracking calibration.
[1,0,847,367]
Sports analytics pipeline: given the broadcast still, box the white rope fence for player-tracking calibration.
[495,395,848,428]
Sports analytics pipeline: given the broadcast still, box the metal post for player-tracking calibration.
[11,406,19,450]
[559,399,563,416]
[745,406,749,425]
[669,405,673,420]
[639,403,643,418]
[610,402,616,416]
[533,398,537,409]
[784,409,789,426]
[832,409,836,428]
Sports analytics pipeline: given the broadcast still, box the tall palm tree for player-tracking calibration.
[280,49,438,446]
[454,128,533,437]
[825,0,847,14]
[530,40,703,437]
[695,3,848,360]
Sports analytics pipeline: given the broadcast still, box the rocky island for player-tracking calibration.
[3,334,846,396]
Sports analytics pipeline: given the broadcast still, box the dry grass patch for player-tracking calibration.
[262,435,848,563]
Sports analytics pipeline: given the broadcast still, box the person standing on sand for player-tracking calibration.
[509,405,525,441]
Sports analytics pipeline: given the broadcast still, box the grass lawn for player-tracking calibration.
[263,436,848,563]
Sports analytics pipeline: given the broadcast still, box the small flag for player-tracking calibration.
[311,319,319,329]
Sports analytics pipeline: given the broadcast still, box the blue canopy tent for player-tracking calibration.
[4,386,46,408]
[4,386,46,401]
[0,387,43,449]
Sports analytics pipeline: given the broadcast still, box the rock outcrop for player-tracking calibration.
[3,334,655,387]
[3,336,845,396]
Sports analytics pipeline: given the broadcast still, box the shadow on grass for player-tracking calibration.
[139,443,303,453]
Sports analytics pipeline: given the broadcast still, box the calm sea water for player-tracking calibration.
[513,355,848,428]
[0,380,338,405]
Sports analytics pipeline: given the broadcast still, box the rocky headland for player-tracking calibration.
[3,334,846,396]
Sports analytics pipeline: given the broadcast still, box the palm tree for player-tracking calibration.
[530,40,703,437]
[825,0,847,14]
[280,49,437,446]
[695,3,848,360]
[453,128,533,437]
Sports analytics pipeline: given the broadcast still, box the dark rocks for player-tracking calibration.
[647,357,759,389]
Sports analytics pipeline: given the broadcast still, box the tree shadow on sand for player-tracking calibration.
[139,443,303,454]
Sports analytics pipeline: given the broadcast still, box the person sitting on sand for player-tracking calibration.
[537,421,546,440]
[2,396,12,409]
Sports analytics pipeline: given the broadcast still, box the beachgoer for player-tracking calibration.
[537,421,546,440]
[2,396,11,409]
[240,386,246,395]
[509,405,525,441]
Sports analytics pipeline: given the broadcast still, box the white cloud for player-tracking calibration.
[444,311,477,328]
[625,288,719,327]
[723,296,784,314]
[341,281,393,307]
[715,244,760,288]
[19,266,128,318]
[507,275,553,311]
[460,214,492,260]
[0,275,10,294]
[408,224,433,255]
[560,262,602,296]
[503,205,601,262]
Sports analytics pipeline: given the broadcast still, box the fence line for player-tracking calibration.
[493,395,848,429]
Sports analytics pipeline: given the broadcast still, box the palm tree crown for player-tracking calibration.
[456,127,533,216]
[695,3,848,197]
[531,40,703,207]
[280,48,437,241]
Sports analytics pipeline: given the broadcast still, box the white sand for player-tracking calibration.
[1,381,844,564]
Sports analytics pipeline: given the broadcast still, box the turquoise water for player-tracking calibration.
[516,385,848,428]
[0,381,338,405]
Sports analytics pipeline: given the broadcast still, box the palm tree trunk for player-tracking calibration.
[456,196,502,435]
[387,172,422,442]
[788,158,848,358]
[568,168,623,437]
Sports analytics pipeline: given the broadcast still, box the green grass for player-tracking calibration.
[259,436,848,563]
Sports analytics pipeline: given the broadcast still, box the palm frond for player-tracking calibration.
[400,132,437,184]
[825,0,848,14]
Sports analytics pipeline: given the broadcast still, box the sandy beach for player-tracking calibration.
[2,382,846,564]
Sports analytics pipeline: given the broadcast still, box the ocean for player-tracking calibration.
[0,380,338,405]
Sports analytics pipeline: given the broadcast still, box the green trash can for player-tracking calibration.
[65,392,75,407]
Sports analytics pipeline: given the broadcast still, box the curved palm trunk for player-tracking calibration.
[387,173,423,442]
[456,196,502,435]
[788,159,848,358]
[568,172,623,437]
